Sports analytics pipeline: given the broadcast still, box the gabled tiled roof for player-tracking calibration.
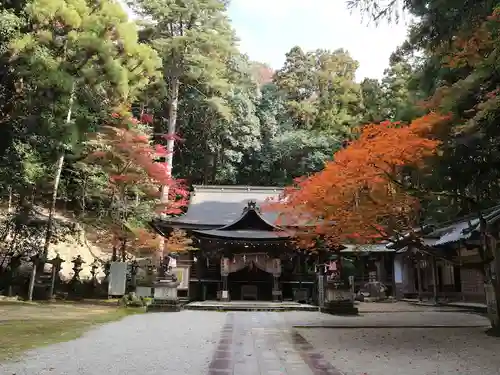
[163,185,284,228]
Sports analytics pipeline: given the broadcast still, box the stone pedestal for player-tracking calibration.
[323,284,358,315]
[147,279,181,312]
[220,275,229,301]
[272,275,282,302]
[135,286,153,298]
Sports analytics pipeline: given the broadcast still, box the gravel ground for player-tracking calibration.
[1,305,498,375]
[0,310,227,375]
[298,326,500,375]
[282,310,490,328]
[355,301,475,313]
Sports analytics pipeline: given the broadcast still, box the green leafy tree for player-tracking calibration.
[274,46,363,136]
[3,0,161,266]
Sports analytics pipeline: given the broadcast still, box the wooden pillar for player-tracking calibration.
[417,258,423,301]
[272,275,280,302]
[431,256,438,304]
[220,256,229,301]
[272,258,282,302]
[221,275,228,301]
[458,247,465,301]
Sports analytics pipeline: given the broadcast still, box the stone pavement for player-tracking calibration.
[1,304,499,375]
[208,312,338,375]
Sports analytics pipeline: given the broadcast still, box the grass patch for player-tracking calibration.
[0,305,144,361]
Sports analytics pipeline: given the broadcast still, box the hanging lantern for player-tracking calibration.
[223,257,230,274]
[274,258,281,273]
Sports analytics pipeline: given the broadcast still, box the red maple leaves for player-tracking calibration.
[90,112,188,215]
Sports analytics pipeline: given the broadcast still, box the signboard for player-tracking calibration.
[459,248,480,258]
[108,262,127,296]
[456,248,483,264]
[172,266,190,290]
[318,274,325,308]
[394,256,403,283]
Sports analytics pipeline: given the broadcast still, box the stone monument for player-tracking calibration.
[147,255,181,312]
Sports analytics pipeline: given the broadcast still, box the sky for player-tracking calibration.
[227,0,410,81]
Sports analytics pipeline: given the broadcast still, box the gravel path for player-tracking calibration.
[298,327,500,375]
[0,311,227,375]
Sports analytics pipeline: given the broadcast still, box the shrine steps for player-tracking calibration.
[184,300,318,312]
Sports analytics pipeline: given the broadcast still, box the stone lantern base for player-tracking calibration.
[147,279,181,312]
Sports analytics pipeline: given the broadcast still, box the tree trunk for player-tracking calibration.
[480,218,500,332]
[7,186,12,213]
[212,150,218,183]
[81,177,87,217]
[27,260,37,301]
[158,77,180,265]
[112,237,118,262]
[39,83,74,271]
[42,153,65,260]
[121,238,127,262]
[492,243,500,330]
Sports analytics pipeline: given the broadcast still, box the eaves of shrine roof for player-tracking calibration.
[191,229,291,241]
[387,204,500,249]
[422,204,500,247]
[159,185,285,229]
[340,243,394,253]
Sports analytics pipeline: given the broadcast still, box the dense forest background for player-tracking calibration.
[1,0,500,255]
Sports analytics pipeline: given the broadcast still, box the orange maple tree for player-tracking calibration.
[266,113,450,248]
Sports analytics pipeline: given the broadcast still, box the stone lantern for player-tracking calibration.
[71,255,85,282]
[322,254,358,315]
[129,260,139,289]
[48,254,65,298]
[147,254,181,312]
[90,259,99,287]
[68,255,85,300]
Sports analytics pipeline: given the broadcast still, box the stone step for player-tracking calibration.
[184,301,318,312]
[147,299,182,312]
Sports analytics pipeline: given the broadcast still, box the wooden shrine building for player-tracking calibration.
[151,185,318,303]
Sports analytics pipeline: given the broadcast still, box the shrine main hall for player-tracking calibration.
[151,185,318,303]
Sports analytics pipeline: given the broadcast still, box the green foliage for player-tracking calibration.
[119,292,144,307]
[6,0,495,260]
[273,46,363,135]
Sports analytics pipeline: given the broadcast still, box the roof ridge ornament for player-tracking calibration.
[244,200,259,213]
